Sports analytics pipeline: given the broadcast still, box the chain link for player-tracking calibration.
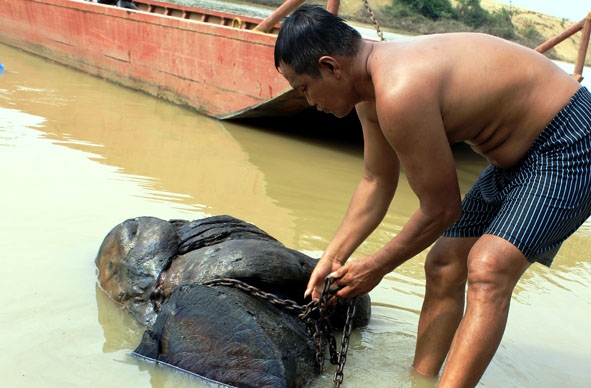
[202,276,357,387]
[201,278,305,315]
[334,298,356,387]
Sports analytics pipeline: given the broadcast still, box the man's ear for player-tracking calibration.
[318,56,341,78]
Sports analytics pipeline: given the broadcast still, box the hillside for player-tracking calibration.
[480,0,588,64]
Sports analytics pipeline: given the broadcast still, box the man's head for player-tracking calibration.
[274,5,362,78]
[274,5,364,117]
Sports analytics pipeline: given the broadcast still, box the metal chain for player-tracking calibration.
[202,276,357,388]
[334,298,356,387]
[201,278,305,315]
[362,0,385,41]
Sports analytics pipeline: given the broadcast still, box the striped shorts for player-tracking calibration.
[444,87,591,266]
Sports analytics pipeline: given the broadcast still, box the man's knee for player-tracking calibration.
[424,238,472,293]
[466,235,531,299]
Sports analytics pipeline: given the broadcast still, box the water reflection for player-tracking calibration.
[1,41,590,388]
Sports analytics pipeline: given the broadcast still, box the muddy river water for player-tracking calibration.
[0,41,590,388]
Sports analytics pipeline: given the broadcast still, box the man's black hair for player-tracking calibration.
[274,4,362,77]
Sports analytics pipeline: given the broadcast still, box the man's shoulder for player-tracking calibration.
[369,42,449,103]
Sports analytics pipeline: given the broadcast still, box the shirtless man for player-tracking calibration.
[274,5,591,387]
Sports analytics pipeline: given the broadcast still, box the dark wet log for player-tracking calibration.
[135,284,316,388]
[173,214,280,254]
[96,215,371,387]
[160,238,317,302]
[95,216,179,326]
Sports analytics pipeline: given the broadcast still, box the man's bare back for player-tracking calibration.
[368,33,581,168]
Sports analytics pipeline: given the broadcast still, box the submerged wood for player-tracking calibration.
[95,215,371,387]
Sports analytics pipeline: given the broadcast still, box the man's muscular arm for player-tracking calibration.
[331,86,463,299]
[305,102,400,300]
[383,87,461,253]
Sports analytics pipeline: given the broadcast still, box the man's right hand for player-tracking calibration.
[304,257,343,301]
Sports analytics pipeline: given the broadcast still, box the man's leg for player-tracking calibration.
[438,234,531,388]
[413,236,477,376]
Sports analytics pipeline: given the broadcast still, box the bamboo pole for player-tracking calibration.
[535,13,591,82]
[535,19,584,54]
[573,13,591,81]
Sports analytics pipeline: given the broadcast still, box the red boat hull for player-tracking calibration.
[0,0,308,119]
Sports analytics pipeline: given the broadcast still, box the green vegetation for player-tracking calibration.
[380,0,556,56]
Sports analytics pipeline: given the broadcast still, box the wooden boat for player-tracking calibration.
[0,0,309,119]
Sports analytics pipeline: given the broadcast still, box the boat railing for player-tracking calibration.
[129,0,281,33]
[535,12,591,82]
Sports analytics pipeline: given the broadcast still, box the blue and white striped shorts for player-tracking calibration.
[444,87,591,266]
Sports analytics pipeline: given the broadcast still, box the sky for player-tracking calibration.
[496,1,589,22]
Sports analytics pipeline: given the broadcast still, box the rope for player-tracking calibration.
[362,0,385,41]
